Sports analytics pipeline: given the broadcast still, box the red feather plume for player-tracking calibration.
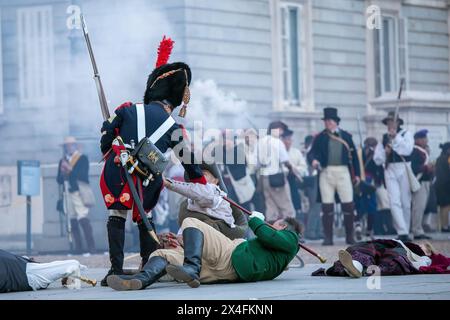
[155,36,174,68]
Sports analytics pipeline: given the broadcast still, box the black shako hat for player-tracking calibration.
[144,62,191,108]
[321,107,341,122]
[143,36,191,109]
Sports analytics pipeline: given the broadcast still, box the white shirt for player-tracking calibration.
[284,147,308,176]
[374,129,414,165]
[257,135,290,176]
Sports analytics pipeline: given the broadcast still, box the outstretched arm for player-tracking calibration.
[164,178,217,207]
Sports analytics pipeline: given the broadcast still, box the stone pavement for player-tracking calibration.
[1,264,449,300]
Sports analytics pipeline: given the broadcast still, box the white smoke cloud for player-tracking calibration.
[183,79,249,130]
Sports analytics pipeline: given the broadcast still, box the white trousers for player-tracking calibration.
[411,181,430,236]
[26,260,86,290]
[385,163,412,236]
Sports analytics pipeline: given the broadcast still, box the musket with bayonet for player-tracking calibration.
[386,79,405,163]
[80,14,159,245]
[356,113,366,181]
[393,78,405,128]
[80,14,110,120]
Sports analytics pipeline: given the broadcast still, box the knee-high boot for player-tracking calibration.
[342,202,356,245]
[107,256,168,291]
[101,216,125,287]
[166,227,204,288]
[321,204,334,246]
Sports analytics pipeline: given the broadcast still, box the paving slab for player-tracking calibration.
[1,265,449,300]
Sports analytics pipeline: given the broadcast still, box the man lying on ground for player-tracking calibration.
[107,213,301,290]
[312,240,450,278]
[0,249,86,293]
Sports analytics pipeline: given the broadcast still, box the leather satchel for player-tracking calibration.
[401,157,421,193]
[268,171,286,188]
[78,181,96,208]
[227,167,255,203]
[130,137,169,178]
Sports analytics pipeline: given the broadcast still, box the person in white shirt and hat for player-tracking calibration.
[373,111,414,242]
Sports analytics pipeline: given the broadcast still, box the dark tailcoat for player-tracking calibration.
[307,129,361,177]
[99,102,204,215]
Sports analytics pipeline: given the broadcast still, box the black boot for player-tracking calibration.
[70,219,83,254]
[101,216,125,287]
[166,227,204,288]
[107,256,168,291]
[342,203,356,245]
[321,204,334,246]
[344,213,356,245]
[138,221,158,270]
[79,218,96,254]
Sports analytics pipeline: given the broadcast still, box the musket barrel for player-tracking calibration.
[80,13,110,120]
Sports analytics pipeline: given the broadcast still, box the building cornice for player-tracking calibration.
[403,0,448,9]
[370,91,450,110]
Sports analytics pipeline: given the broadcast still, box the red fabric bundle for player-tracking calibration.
[419,254,450,274]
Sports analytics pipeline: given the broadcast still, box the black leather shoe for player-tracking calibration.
[397,235,412,242]
[101,269,123,287]
[414,234,432,240]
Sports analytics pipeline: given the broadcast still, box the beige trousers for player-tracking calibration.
[411,181,430,236]
[66,191,89,220]
[439,205,450,230]
[261,175,295,221]
[319,165,353,204]
[151,217,245,283]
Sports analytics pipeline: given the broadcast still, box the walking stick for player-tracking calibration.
[222,196,327,263]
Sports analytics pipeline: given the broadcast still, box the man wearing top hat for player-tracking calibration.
[307,107,360,245]
[373,111,414,242]
[410,129,433,240]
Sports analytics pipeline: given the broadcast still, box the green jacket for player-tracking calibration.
[231,218,299,282]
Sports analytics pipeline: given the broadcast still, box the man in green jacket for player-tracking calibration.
[107,213,300,290]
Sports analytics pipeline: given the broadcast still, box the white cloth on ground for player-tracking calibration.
[26,260,87,290]
[393,239,432,270]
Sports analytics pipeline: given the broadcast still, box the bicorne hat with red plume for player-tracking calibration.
[144,36,191,116]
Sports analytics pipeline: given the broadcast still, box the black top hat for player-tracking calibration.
[382,111,404,126]
[321,107,340,122]
[184,162,228,193]
[281,127,294,138]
